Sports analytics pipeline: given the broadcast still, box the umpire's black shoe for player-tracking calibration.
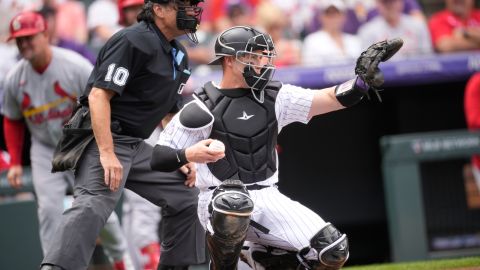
[40,264,65,270]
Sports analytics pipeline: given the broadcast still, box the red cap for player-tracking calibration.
[7,11,46,42]
[118,0,144,10]
[118,0,144,26]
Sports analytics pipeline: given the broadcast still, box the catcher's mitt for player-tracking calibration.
[355,38,404,89]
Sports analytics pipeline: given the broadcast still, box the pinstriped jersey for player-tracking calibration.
[2,47,93,147]
[157,82,314,190]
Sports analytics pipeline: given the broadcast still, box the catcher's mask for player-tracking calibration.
[209,26,276,103]
[147,0,203,43]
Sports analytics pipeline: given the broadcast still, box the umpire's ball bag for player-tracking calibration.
[51,104,94,173]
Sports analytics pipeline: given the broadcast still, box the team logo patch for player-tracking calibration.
[237,111,254,120]
[12,19,21,31]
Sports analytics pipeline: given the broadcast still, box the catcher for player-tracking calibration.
[151,26,403,270]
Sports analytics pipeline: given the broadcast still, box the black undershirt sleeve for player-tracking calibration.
[150,145,188,172]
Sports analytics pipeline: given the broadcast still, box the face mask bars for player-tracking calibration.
[235,33,277,103]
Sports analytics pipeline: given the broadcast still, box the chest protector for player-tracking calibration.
[194,82,281,184]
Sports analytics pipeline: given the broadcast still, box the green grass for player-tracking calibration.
[344,257,480,270]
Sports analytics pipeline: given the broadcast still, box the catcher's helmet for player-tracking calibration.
[209,26,276,103]
[7,11,46,41]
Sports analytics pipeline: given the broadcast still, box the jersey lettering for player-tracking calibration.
[105,63,115,82]
[105,64,129,86]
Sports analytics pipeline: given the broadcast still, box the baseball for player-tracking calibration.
[208,140,225,153]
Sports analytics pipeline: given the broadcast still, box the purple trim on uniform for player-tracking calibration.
[57,38,96,64]
[354,76,369,93]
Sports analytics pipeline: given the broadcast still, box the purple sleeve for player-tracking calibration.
[367,0,422,22]
[57,38,97,64]
[404,0,421,12]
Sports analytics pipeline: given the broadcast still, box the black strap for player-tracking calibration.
[250,220,270,234]
[245,184,271,190]
[208,184,271,191]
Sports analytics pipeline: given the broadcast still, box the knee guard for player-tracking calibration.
[307,223,349,270]
[207,180,254,270]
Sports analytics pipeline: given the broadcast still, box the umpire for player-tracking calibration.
[41,0,211,269]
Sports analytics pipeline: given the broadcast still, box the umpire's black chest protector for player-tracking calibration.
[195,82,281,184]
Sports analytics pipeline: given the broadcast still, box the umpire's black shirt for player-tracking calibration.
[83,21,190,139]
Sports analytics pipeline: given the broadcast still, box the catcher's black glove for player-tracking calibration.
[355,38,404,98]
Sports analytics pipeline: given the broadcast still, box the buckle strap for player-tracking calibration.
[208,183,272,191]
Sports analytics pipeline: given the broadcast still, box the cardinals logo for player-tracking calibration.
[21,81,76,124]
[54,81,76,102]
[21,92,32,111]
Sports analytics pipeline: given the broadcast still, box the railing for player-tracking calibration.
[189,51,480,89]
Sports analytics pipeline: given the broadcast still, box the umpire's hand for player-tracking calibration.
[7,165,23,189]
[180,162,196,188]
[100,151,123,191]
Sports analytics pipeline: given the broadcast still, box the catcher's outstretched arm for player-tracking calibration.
[307,77,367,118]
[307,38,403,119]
[307,86,344,119]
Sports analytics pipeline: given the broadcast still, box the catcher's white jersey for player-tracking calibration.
[158,83,328,257]
[2,46,92,148]
[158,82,314,190]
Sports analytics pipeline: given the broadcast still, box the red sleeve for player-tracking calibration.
[428,11,454,48]
[211,0,225,22]
[3,117,25,166]
[465,73,480,129]
[465,73,480,169]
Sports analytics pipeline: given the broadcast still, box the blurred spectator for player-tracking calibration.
[87,0,121,53]
[465,72,480,191]
[118,0,143,27]
[302,0,361,67]
[204,0,257,32]
[53,0,89,44]
[225,2,253,28]
[0,0,42,41]
[306,0,424,37]
[428,0,480,53]
[306,0,367,36]
[342,0,368,34]
[367,0,426,22]
[183,2,251,68]
[269,0,318,39]
[358,0,432,58]
[256,1,301,67]
[38,5,96,64]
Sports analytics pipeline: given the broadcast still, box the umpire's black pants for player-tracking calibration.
[42,134,205,270]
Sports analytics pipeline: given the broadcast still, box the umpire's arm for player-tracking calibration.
[89,87,123,192]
